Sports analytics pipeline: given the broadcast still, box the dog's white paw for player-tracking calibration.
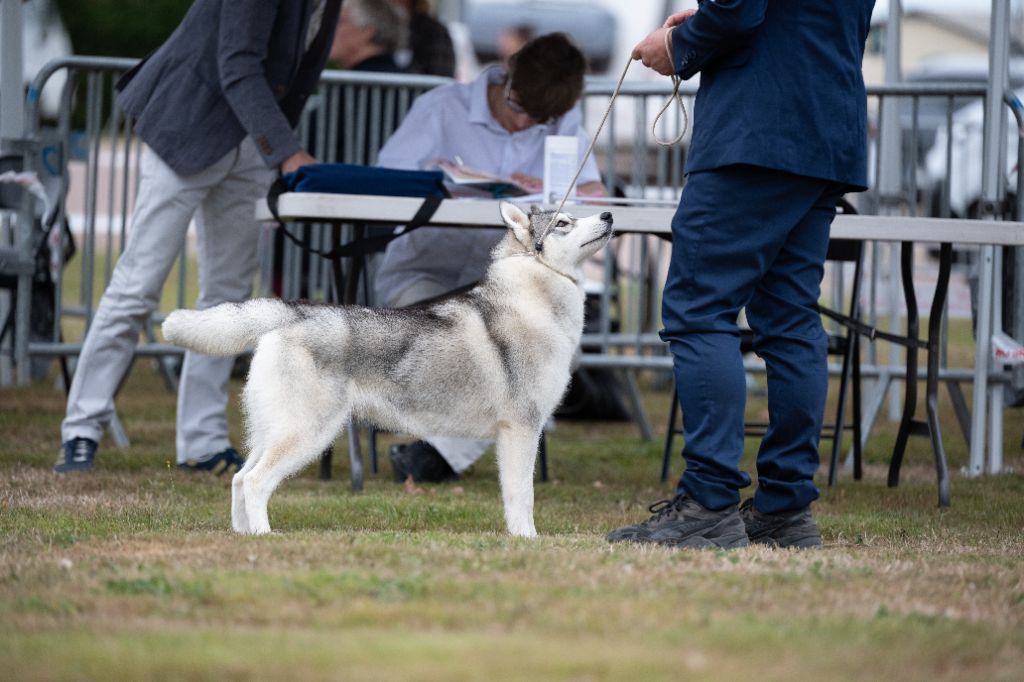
[229,518,269,535]
[507,519,538,538]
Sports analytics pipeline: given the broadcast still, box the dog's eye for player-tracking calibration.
[556,219,569,228]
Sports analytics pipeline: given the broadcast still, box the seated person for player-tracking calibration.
[393,0,456,77]
[330,0,408,73]
[373,32,605,483]
[273,0,409,298]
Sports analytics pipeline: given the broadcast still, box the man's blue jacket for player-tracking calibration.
[672,0,876,190]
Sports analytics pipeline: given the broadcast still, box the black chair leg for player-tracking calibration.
[661,385,680,482]
[319,446,332,480]
[368,427,378,474]
[828,335,854,488]
[852,333,863,480]
[538,431,548,482]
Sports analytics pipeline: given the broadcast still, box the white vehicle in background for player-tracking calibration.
[455,0,698,80]
[923,90,1022,219]
[21,0,72,120]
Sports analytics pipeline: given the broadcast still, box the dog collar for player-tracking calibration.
[506,252,580,285]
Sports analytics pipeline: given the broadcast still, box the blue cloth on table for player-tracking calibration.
[279,163,448,198]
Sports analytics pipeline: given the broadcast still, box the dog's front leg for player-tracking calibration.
[495,424,540,537]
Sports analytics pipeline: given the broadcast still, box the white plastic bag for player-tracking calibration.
[992,331,1024,366]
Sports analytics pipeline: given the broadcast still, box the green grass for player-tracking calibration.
[1,356,1023,681]
[2,254,1021,679]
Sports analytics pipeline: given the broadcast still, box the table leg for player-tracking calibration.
[926,243,952,507]
[888,242,919,488]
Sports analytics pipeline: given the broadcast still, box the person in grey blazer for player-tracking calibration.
[56,0,343,474]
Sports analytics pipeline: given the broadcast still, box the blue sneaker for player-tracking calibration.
[55,437,98,473]
[178,447,244,476]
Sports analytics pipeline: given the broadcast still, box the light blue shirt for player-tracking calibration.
[374,66,601,303]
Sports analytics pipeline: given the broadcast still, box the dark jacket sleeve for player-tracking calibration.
[216,0,302,169]
[671,0,769,80]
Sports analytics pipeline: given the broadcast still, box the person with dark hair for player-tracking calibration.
[607,1,875,549]
[373,32,605,483]
[55,0,342,474]
[392,0,455,77]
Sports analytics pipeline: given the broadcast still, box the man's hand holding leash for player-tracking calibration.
[631,9,697,76]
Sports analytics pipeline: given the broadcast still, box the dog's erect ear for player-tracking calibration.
[499,201,532,247]
[529,205,541,215]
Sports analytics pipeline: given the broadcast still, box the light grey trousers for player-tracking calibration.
[62,138,274,463]
[383,279,492,474]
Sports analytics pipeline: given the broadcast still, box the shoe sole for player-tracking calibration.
[606,530,656,544]
[749,534,822,549]
[177,464,241,476]
[657,529,750,550]
[53,463,94,473]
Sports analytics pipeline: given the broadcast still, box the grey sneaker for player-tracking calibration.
[607,496,688,543]
[647,497,750,549]
[739,498,822,549]
[607,494,749,549]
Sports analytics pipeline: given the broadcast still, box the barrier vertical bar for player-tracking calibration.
[971,0,1012,476]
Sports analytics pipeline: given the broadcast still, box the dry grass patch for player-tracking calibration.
[2,356,1023,680]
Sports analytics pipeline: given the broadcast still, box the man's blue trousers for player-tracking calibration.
[662,164,845,514]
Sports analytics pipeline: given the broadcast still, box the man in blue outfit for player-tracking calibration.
[608,0,876,548]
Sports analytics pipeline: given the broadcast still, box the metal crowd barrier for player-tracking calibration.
[5,56,1018,457]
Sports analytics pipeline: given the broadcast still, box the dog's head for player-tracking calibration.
[498,202,614,271]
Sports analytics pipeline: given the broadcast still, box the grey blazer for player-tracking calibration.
[116,0,342,176]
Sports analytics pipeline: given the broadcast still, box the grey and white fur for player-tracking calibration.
[162,202,613,537]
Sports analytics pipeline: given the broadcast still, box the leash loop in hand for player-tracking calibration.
[540,30,690,242]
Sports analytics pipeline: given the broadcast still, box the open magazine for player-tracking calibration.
[434,159,533,199]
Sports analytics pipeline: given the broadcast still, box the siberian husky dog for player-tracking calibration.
[162,202,613,537]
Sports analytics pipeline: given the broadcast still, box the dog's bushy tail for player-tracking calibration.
[162,299,299,356]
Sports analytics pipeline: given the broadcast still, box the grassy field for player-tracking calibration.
[2,345,1023,681]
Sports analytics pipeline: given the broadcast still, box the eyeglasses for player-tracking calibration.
[503,76,536,120]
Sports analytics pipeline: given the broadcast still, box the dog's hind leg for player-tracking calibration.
[241,407,348,535]
[232,360,275,534]
[234,332,350,534]
[495,423,541,537]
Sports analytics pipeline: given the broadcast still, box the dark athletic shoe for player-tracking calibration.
[607,495,690,543]
[739,498,822,549]
[646,497,750,549]
[607,494,749,548]
[389,441,458,483]
[178,447,244,476]
[54,437,98,473]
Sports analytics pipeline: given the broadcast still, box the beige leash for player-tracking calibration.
[538,27,688,246]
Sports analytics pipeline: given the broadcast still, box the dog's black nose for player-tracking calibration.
[600,211,613,222]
